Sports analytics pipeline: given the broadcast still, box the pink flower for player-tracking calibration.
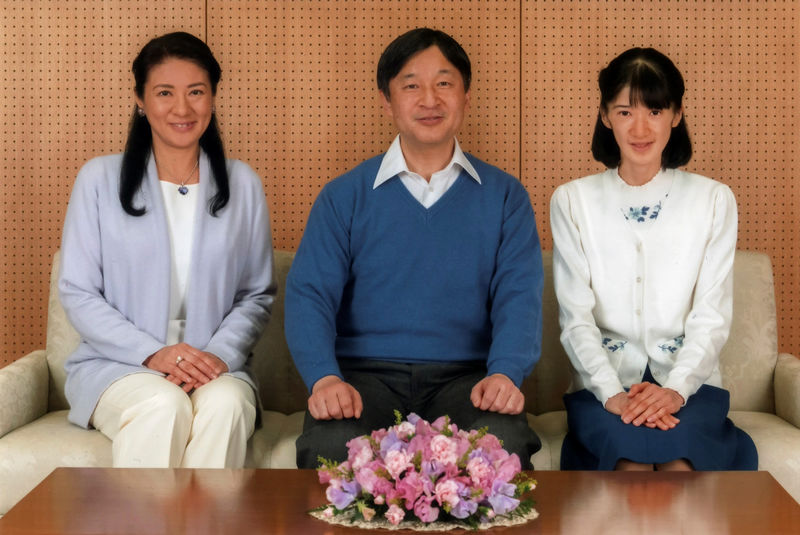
[395,470,430,509]
[429,434,458,466]
[355,466,379,494]
[322,506,334,519]
[317,469,333,485]
[372,476,395,499]
[434,478,460,508]
[467,455,494,491]
[494,453,521,484]
[395,421,416,439]
[414,495,440,523]
[385,504,405,525]
[347,436,374,471]
[384,449,412,479]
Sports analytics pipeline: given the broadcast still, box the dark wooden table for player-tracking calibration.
[1,468,798,534]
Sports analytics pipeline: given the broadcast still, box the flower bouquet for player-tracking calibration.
[310,411,538,531]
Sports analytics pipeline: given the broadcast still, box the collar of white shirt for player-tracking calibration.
[373,135,481,190]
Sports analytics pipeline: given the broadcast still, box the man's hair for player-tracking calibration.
[377,28,471,97]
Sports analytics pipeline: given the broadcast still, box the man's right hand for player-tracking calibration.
[308,375,363,420]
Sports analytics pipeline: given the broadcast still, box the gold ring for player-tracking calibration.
[176,355,183,365]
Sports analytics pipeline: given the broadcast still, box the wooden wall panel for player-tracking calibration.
[1,1,797,366]
[522,0,799,353]
[0,1,204,366]
[207,0,520,251]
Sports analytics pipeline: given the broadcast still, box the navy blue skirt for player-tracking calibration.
[561,370,758,470]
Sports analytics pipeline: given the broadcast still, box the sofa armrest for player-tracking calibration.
[774,352,800,428]
[0,350,49,438]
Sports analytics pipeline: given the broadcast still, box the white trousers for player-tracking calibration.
[91,373,256,468]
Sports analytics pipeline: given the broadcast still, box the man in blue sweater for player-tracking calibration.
[285,28,543,469]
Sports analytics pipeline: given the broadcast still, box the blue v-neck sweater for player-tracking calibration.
[285,153,543,391]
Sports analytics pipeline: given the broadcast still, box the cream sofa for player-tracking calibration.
[1,249,799,514]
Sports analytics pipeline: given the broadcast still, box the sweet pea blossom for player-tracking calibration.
[414,495,440,523]
[488,480,520,515]
[355,466,379,494]
[494,453,522,484]
[450,498,478,519]
[347,436,374,471]
[385,504,405,525]
[395,469,426,508]
[326,479,361,510]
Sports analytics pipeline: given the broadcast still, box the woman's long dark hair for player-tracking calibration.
[120,32,229,216]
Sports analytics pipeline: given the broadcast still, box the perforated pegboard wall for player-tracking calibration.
[1,1,798,366]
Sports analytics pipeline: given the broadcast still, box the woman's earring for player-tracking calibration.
[137,107,145,117]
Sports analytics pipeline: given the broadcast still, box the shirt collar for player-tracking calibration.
[373,135,481,189]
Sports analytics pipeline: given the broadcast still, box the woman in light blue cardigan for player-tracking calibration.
[59,32,275,468]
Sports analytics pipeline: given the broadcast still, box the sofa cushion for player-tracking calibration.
[721,251,778,412]
[529,411,567,470]
[0,410,112,514]
[0,350,48,439]
[729,410,800,503]
[45,251,79,412]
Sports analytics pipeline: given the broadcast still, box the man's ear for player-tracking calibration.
[380,90,393,118]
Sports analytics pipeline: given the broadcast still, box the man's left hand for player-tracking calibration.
[470,373,525,414]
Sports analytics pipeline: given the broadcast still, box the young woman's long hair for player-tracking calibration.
[120,32,229,216]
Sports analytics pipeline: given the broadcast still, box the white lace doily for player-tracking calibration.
[309,508,539,531]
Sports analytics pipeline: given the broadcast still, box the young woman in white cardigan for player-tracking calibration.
[550,48,757,471]
[59,32,275,468]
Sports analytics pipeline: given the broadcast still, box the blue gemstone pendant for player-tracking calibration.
[178,186,189,195]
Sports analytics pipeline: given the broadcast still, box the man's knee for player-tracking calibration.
[296,414,371,468]
[470,412,540,469]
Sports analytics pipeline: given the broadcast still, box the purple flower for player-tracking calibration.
[406,413,422,425]
[488,480,519,515]
[450,498,478,519]
[326,479,361,510]
[380,430,404,457]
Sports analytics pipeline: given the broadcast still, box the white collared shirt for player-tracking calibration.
[373,135,481,208]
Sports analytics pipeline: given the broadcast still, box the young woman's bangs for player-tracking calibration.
[627,67,674,110]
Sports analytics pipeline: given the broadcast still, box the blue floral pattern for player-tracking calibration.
[602,337,627,352]
[658,335,685,353]
[623,201,662,222]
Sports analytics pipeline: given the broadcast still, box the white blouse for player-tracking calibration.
[159,181,199,345]
[550,168,738,405]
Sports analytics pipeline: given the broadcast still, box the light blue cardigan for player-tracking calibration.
[58,152,276,428]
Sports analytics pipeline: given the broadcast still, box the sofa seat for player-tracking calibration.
[2,249,798,515]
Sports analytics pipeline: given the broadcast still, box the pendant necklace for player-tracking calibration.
[176,159,199,195]
[157,158,199,195]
